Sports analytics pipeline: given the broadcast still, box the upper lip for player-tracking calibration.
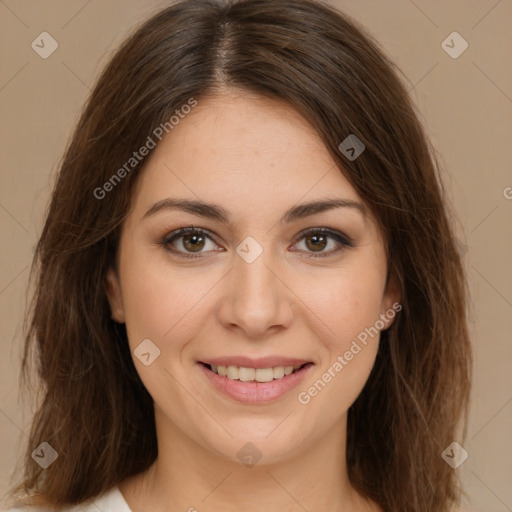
[199,356,312,369]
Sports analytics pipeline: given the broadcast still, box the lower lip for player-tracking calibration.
[198,363,314,404]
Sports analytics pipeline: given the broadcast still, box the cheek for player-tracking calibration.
[299,264,386,348]
[293,264,384,413]
[296,309,381,427]
[118,249,210,351]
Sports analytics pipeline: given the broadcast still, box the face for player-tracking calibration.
[106,89,400,465]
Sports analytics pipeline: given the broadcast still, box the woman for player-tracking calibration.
[3,0,471,511]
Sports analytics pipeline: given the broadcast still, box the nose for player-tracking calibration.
[216,248,294,339]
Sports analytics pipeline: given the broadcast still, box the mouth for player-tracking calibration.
[197,359,314,404]
[200,362,311,382]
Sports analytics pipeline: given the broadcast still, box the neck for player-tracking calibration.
[119,409,380,512]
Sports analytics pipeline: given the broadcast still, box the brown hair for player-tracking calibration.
[5,0,472,510]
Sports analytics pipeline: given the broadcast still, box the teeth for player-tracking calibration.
[273,366,285,379]
[208,364,304,382]
[255,368,274,382]
[227,365,239,379]
[239,367,255,381]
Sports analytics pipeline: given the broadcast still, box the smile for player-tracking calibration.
[198,360,314,404]
[207,363,305,382]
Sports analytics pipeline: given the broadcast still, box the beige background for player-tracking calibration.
[1,1,511,510]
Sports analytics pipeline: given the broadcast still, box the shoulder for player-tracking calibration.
[2,502,93,512]
[2,486,131,512]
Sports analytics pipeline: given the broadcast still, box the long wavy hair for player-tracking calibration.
[4,1,472,510]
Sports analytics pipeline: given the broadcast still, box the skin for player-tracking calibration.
[106,88,400,512]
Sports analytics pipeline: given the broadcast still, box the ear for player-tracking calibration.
[104,267,126,323]
[380,267,402,331]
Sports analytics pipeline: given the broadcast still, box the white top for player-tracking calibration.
[3,486,132,512]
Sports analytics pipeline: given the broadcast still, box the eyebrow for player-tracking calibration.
[143,197,367,224]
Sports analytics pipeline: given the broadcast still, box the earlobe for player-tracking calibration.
[104,267,126,323]
[381,268,402,330]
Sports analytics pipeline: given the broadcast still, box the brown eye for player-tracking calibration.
[305,233,328,252]
[182,233,206,252]
[292,228,353,257]
[161,227,220,257]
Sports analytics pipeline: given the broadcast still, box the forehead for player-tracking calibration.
[130,89,369,226]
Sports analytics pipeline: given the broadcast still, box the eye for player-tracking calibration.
[291,228,354,257]
[160,227,222,258]
[160,226,353,259]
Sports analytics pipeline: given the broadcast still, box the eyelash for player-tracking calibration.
[159,226,354,259]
